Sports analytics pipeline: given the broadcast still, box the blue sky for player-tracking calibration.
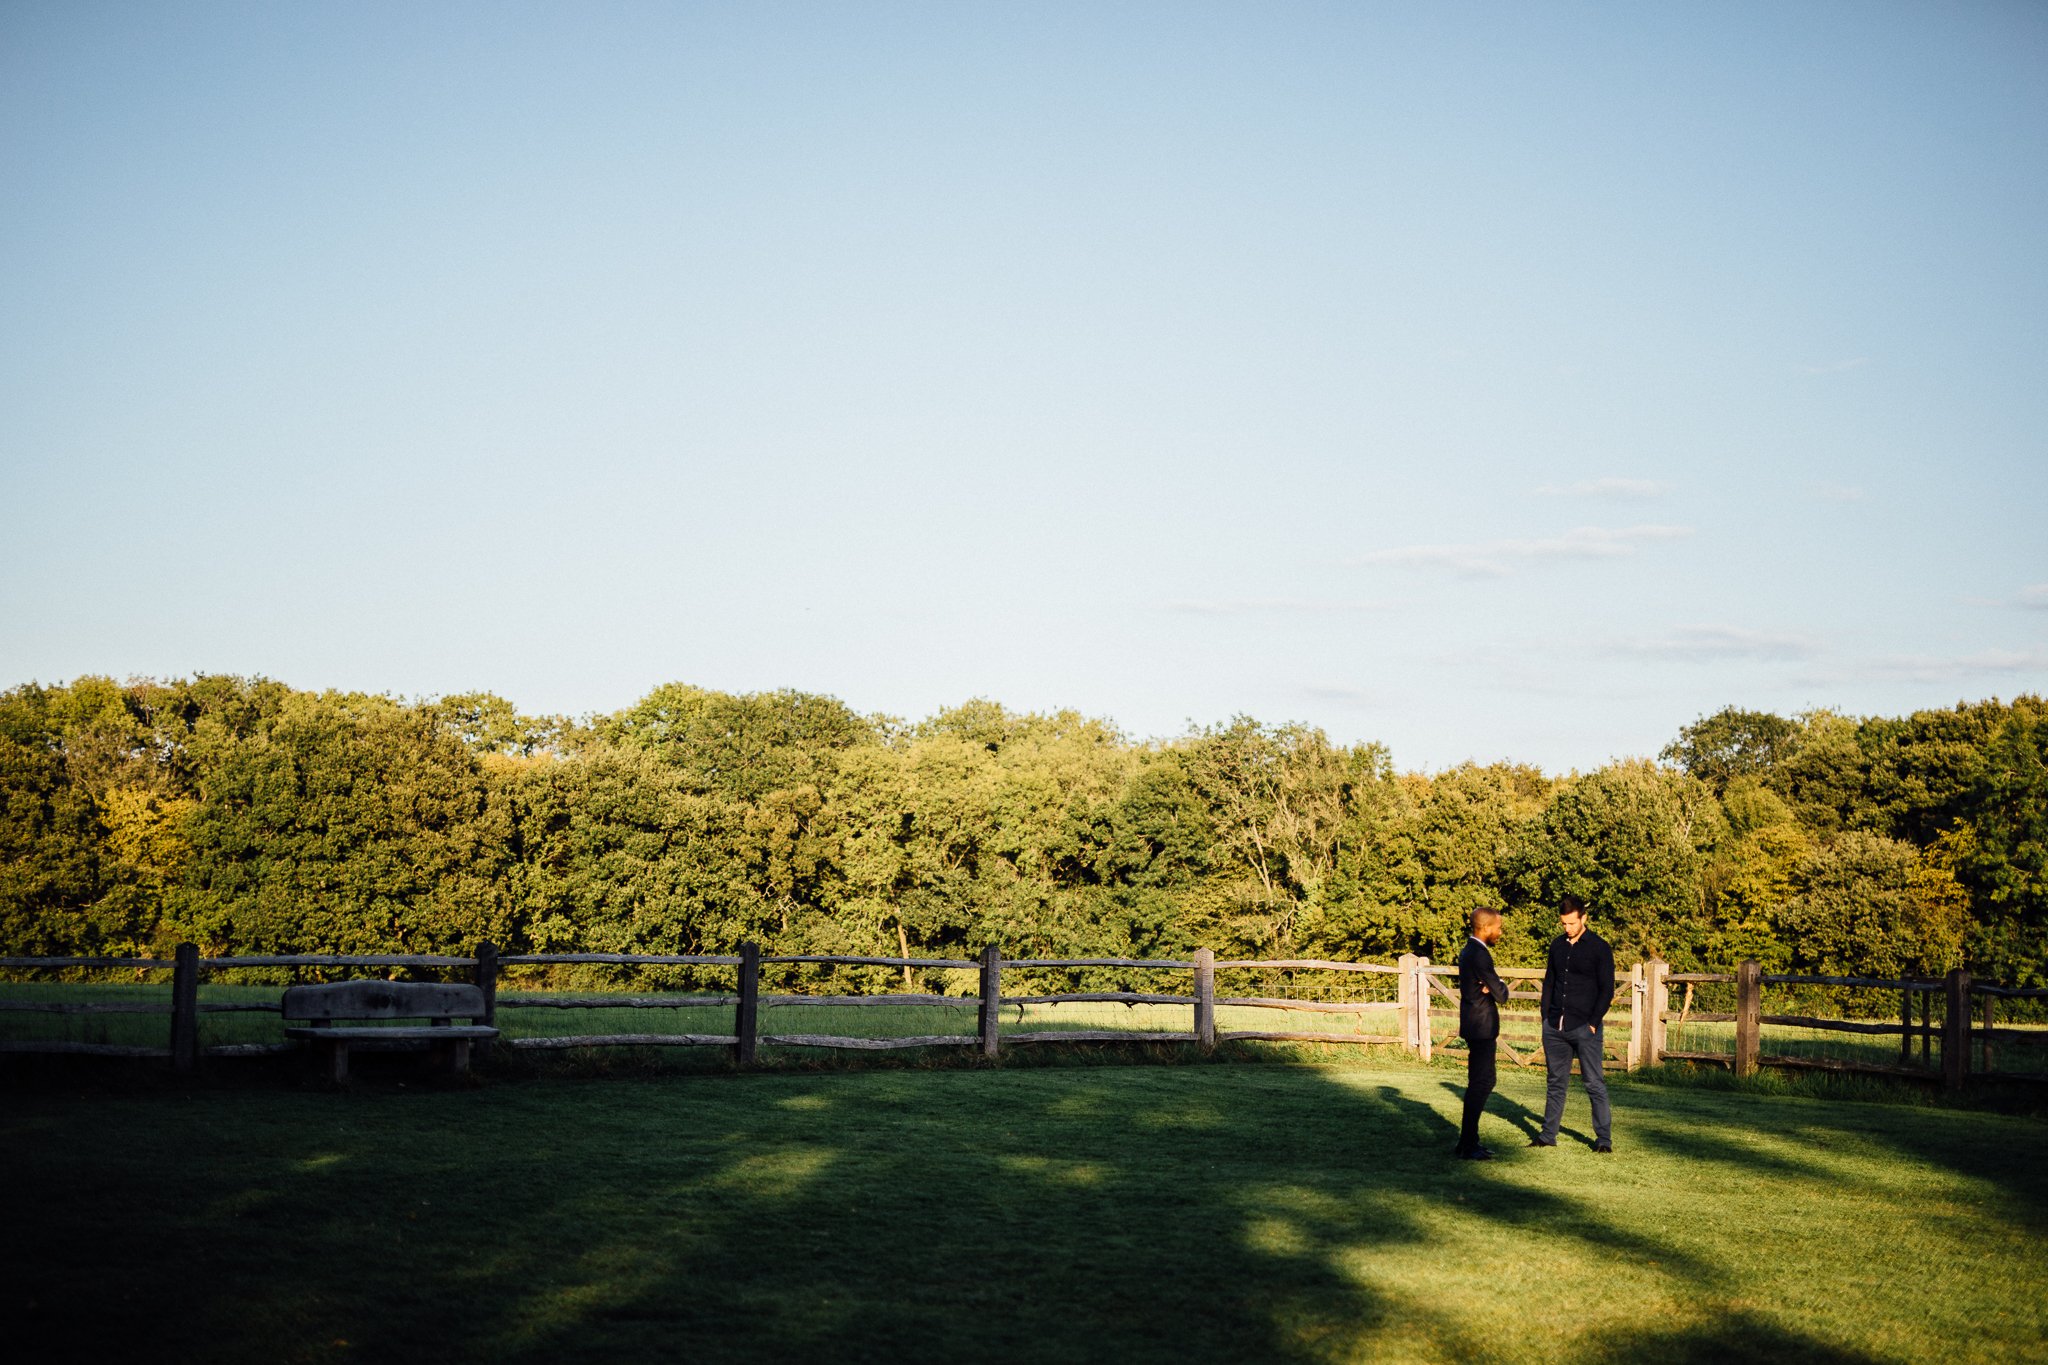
[3,1,2043,772]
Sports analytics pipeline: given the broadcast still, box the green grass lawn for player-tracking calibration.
[4,1056,2043,1364]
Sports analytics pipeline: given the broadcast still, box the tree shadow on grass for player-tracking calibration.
[5,1053,2045,1364]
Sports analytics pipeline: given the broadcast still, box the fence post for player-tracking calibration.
[977,944,1002,1060]
[1648,959,1668,1067]
[1942,968,1970,1090]
[1980,993,1994,1075]
[1414,956,1432,1063]
[1625,962,1645,1072]
[1734,959,1761,1077]
[1193,948,1216,1050]
[735,942,759,1066]
[1899,986,1913,1067]
[474,941,498,1064]
[1396,954,1415,1055]
[170,942,199,1074]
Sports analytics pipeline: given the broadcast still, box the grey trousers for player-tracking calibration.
[1539,1020,1611,1143]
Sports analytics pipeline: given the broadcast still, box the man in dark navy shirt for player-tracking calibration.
[1454,907,1513,1160]
[1531,894,1616,1152]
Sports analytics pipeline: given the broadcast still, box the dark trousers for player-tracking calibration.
[1458,1036,1497,1152]
[1539,1021,1611,1143]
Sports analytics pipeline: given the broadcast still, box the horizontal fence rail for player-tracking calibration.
[2,944,2038,1088]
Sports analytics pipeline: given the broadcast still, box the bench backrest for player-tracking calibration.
[282,981,486,1022]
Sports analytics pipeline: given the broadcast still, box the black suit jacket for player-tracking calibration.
[1457,937,1512,1042]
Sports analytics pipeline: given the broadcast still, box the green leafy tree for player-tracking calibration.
[1661,707,1799,793]
[1512,759,1720,960]
[174,691,516,957]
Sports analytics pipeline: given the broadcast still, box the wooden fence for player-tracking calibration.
[2,945,2040,1090]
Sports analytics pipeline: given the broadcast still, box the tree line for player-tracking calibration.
[2,676,2043,988]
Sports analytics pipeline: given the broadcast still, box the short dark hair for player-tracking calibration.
[1469,907,1502,934]
[1560,894,1587,917]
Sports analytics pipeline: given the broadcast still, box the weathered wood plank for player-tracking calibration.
[1193,947,1216,1049]
[761,954,979,969]
[0,1041,173,1057]
[1973,984,2048,999]
[758,1034,978,1050]
[0,1001,172,1014]
[1758,1015,1911,1035]
[1213,997,1399,1013]
[283,1025,499,1041]
[1213,959,1401,974]
[500,995,743,1009]
[760,993,976,1008]
[1001,1030,1199,1044]
[735,942,759,1065]
[204,954,476,968]
[1006,958,1195,969]
[507,1033,738,1049]
[1217,1030,1400,1044]
[1666,973,1735,983]
[497,953,741,966]
[1758,1054,1943,1081]
[1664,1011,1737,1023]
[283,982,487,1022]
[1658,1050,1732,1066]
[1973,1026,2048,1044]
[1762,974,1944,989]
[999,992,1197,1006]
[0,956,173,969]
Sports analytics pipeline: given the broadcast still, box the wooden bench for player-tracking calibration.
[282,981,498,1083]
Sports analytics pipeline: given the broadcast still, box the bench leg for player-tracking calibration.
[322,1038,349,1086]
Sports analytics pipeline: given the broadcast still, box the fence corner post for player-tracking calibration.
[1193,947,1216,1050]
[1396,953,1418,1058]
[1734,959,1762,1077]
[474,941,498,1063]
[1625,961,1645,1072]
[977,944,1002,1060]
[735,942,760,1067]
[1414,956,1432,1063]
[1942,967,1971,1090]
[170,942,200,1074]
[1647,959,1668,1068]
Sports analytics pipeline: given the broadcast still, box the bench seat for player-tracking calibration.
[284,1025,500,1042]
[282,981,499,1083]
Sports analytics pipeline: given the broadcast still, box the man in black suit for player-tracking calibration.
[1455,906,1513,1160]
[1531,894,1616,1153]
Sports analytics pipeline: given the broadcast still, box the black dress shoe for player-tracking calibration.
[1528,1136,1557,1147]
[1593,1141,1613,1154]
[1457,1146,1494,1161]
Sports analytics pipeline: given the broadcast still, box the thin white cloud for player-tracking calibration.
[1610,625,1820,662]
[2018,584,2048,610]
[1302,683,1384,709]
[1353,524,1693,578]
[1797,646,2048,686]
[1798,357,1870,375]
[1158,597,1386,617]
[1534,478,1668,499]
[1807,481,1865,503]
